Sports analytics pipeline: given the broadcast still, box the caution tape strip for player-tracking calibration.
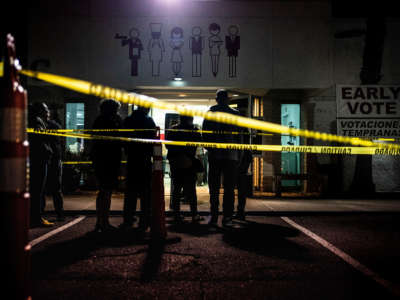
[19,69,400,150]
[27,128,400,156]
[26,127,273,136]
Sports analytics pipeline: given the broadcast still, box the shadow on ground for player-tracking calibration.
[222,220,309,260]
[31,228,150,277]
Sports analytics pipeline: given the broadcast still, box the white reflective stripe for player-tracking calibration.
[0,108,26,142]
[153,160,163,171]
[0,158,27,192]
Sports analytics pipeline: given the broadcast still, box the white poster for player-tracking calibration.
[336,85,400,138]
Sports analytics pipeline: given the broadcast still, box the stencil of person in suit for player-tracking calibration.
[189,26,204,77]
[208,23,223,77]
[148,23,165,77]
[170,27,184,77]
[115,27,144,76]
[225,25,240,78]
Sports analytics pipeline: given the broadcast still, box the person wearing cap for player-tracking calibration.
[202,89,242,226]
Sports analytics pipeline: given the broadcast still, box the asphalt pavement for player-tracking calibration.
[28,192,400,300]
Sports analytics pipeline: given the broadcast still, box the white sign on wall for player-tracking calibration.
[336,85,400,138]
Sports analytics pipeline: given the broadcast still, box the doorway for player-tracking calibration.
[281,104,300,187]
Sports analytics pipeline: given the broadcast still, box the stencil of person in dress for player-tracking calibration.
[225,25,240,78]
[189,26,204,77]
[208,23,223,77]
[115,27,144,76]
[170,27,184,77]
[148,23,165,77]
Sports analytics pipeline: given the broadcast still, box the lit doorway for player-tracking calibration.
[281,104,300,187]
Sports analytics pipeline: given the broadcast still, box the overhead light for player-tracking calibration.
[232,94,239,97]
[173,77,183,81]
[179,94,186,97]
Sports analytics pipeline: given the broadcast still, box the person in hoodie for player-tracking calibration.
[202,89,242,226]
[120,105,157,231]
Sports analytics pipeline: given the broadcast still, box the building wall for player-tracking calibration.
[27,1,400,89]
[25,1,400,193]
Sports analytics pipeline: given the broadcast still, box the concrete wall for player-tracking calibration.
[27,0,400,90]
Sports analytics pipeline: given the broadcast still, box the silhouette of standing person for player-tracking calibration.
[166,116,203,224]
[189,26,204,77]
[170,27,184,77]
[28,102,54,227]
[91,99,122,233]
[115,27,144,76]
[120,106,156,231]
[46,112,65,221]
[202,90,241,226]
[208,23,223,77]
[225,25,240,77]
[148,23,165,77]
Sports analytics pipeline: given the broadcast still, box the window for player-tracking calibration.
[66,103,85,153]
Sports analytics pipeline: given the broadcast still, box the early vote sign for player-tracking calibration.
[336,85,400,138]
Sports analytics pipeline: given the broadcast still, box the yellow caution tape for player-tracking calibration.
[27,128,400,156]
[19,69,400,150]
[63,161,127,165]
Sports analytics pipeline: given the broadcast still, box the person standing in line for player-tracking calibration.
[166,115,203,224]
[91,99,122,233]
[28,102,54,227]
[46,111,65,221]
[202,89,242,226]
[120,106,156,231]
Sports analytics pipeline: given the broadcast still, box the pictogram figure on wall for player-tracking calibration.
[225,25,240,77]
[208,23,223,77]
[148,23,165,77]
[189,26,204,77]
[115,27,144,76]
[170,27,184,77]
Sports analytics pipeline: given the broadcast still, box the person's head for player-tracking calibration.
[32,102,50,121]
[180,115,193,126]
[209,23,220,35]
[136,105,150,115]
[216,89,229,105]
[99,98,121,116]
[171,27,183,39]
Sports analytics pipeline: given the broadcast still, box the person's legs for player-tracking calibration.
[96,188,113,230]
[50,159,64,219]
[139,162,152,229]
[222,160,238,222]
[208,159,221,223]
[237,172,247,215]
[30,159,48,226]
[171,170,184,222]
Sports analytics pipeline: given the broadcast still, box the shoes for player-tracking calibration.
[191,214,204,223]
[118,222,133,230]
[222,217,234,227]
[41,217,55,227]
[233,211,246,221]
[173,215,185,224]
[138,218,150,231]
[207,215,218,226]
[94,223,117,233]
